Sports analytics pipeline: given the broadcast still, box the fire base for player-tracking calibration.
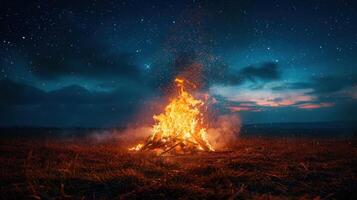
[138,136,213,155]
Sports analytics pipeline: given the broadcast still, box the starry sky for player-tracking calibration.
[1,0,356,127]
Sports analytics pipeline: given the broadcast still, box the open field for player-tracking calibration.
[0,136,356,199]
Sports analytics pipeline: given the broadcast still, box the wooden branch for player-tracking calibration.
[159,142,183,155]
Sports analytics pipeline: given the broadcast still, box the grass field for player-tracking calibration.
[0,136,356,199]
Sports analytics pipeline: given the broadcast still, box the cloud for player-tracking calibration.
[0,79,45,105]
[337,86,357,99]
[209,81,341,116]
[0,79,152,127]
[210,85,314,107]
[238,62,280,82]
[228,106,261,112]
[272,75,357,95]
[271,82,312,91]
[311,76,357,94]
[267,75,357,114]
[207,61,281,86]
[298,102,335,109]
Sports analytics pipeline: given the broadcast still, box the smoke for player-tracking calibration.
[90,126,152,146]
[90,115,240,151]
[207,114,241,150]
[116,126,152,143]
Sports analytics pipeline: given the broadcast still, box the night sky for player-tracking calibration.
[1,0,357,127]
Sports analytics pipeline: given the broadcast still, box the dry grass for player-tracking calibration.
[0,137,356,199]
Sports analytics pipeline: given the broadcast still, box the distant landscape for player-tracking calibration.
[1,121,356,138]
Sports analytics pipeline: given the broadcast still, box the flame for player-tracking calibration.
[130,78,214,153]
[129,143,144,151]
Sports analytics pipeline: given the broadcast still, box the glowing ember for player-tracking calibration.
[130,78,214,154]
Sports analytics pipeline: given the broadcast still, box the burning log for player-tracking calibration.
[129,78,214,155]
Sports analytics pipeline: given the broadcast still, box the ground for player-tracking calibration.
[0,136,356,199]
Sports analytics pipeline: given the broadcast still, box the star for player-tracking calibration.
[144,64,151,69]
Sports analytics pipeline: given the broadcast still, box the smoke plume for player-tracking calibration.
[207,114,241,150]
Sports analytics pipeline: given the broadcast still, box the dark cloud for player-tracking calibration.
[311,76,357,94]
[204,61,281,86]
[0,79,45,105]
[238,62,280,83]
[0,79,152,127]
[10,80,151,106]
[271,82,312,91]
[272,75,357,95]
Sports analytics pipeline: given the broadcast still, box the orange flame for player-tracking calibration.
[130,78,214,153]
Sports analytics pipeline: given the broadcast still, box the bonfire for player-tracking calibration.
[130,78,214,155]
